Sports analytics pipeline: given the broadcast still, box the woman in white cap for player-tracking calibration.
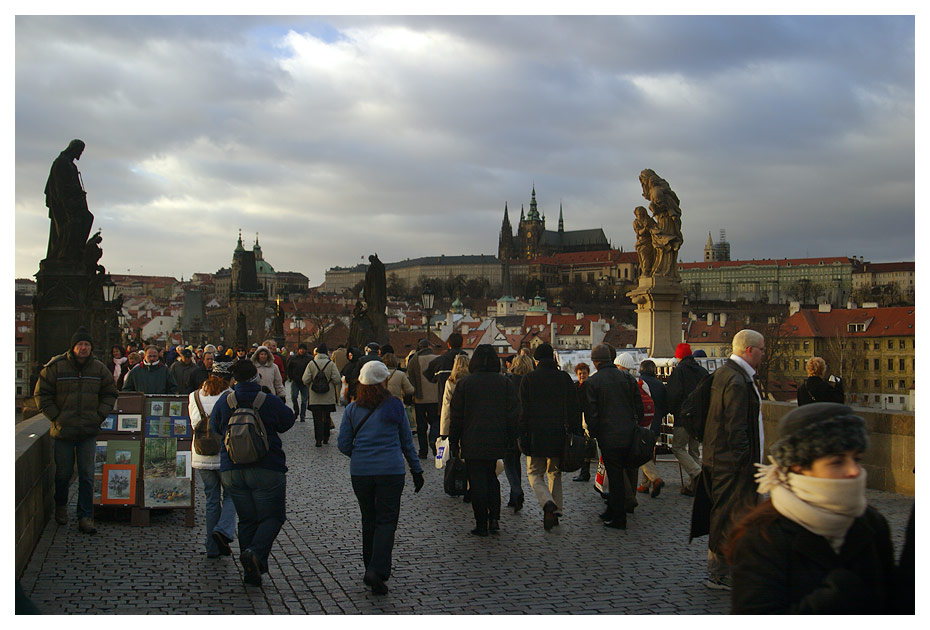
[728,402,895,613]
[337,360,424,595]
[189,360,237,558]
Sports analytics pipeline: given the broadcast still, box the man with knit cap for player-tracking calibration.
[667,342,709,495]
[518,343,581,530]
[691,329,766,590]
[35,327,119,534]
[583,343,644,530]
[211,359,295,587]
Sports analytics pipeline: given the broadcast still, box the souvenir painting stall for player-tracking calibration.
[95,392,195,526]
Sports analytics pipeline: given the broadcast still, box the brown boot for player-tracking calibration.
[55,506,68,525]
[78,518,97,534]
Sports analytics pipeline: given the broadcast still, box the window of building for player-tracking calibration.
[900,339,906,349]
[899,358,906,371]
[888,358,894,371]
[888,340,894,350]
[873,358,880,370]
[803,341,810,350]
[899,380,906,389]
[16,386,22,396]
[874,379,880,388]
[873,341,880,350]
[16,352,23,362]
[794,359,800,370]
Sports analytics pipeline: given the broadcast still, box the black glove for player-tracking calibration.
[412,471,424,493]
[518,434,531,455]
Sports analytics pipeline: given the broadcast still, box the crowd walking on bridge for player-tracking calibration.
[32,326,914,614]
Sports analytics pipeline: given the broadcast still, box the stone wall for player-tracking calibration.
[15,415,55,579]
[761,401,914,495]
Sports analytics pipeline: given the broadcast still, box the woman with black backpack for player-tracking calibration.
[337,361,424,595]
[302,343,342,447]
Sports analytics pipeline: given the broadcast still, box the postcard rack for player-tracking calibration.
[94,393,196,527]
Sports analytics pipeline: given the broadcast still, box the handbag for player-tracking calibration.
[627,372,661,468]
[561,431,592,473]
[443,456,468,496]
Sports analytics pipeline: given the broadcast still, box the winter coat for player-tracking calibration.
[210,380,296,473]
[338,396,422,476]
[449,372,519,460]
[35,351,119,441]
[439,378,458,437]
[640,373,669,421]
[272,353,286,383]
[797,376,844,406]
[251,346,285,397]
[518,358,581,458]
[666,355,709,417]
[188,387,231,470]
[690,358,761,552]
[104,357,129,390]
[730,505,895,614]
[406,347,438,404]
[285,352,313,384]
[340,351,362,400]
[331,347,348,373]
[385,367,415,403]
[301,353,342,407]
[169,359,201,395]
[583,363,644,450]
[425,348,467,405]
[122,361,178,394]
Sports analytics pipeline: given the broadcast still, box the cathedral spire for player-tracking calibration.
[520,204,525,222]
[558,202,564,232]
[502,202,511,230]
[528,184,540,220]
[235,229,244,252]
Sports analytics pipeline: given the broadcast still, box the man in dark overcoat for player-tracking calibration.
[690,329,765,590]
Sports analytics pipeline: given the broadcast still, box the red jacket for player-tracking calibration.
[273,353,286,382]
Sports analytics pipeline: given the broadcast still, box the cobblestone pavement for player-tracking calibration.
[20,402,915,614]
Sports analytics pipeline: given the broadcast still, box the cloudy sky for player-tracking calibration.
[14,14,915,286]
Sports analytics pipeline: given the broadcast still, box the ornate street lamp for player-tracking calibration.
[102,275,117,302]
[420,287,435,341]
[294,313,304,346]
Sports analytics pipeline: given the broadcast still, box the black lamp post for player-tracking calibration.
[118,312,128,346]
[102,275,117,349]
[420,287,435,341]
[294,313,304,346]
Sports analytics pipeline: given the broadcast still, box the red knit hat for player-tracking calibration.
[675,343,692,359]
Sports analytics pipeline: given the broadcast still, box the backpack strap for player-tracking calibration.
[227,391,238,409]
[351,403,380,441]
[252,391,267,410]
[193,390,207,426]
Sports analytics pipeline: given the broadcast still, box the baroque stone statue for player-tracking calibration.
[45,139,94,262]
[348,254,389,349]
[638,169,683,279]
[633,206,657,276]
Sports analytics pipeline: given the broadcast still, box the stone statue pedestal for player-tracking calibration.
[626,276,684,358]
[33,260,97,370]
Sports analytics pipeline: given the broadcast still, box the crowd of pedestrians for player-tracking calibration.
[34,327,913,612]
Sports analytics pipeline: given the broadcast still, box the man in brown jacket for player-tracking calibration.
[691,329,765,590]
[405,339,439,459]
[35,327,118,534]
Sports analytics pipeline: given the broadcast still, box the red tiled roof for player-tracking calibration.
[679,257,856,270]
[782,307,915,338]
[685,320,743,344]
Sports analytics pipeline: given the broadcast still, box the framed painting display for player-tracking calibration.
[143,438,178,478]
[106,440,141,466]
[145,478,192,508]
[100,414,118,432]
[101,464,137,505]
[149,400,166,417]
[93,475,103,504]
[117,414,142,432]
[170,416,191,438]
[94,441,108,474]
[145,417,173,438]
[169,401,184,417]
[175,451,192,478]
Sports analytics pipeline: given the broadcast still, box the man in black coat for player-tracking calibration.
[666,343,709,495]
[425,332,466,403]
[584,343,644,530]
[285,343,313,422]
[518,343,580,530]
[690,329,764,590]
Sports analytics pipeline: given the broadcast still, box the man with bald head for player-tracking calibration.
[691,329,766,591]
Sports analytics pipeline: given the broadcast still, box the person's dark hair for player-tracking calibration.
[575,362,590,373]
[639,360,657,376]
[382,353,398,368]
[447,332,464,350]
[725,500,781,564]
[231,359,257,383]
[201,374,231,396]
[110,345,124,358]
[355,382,391,409]
[143,344,158,354]
[469,344,500,373]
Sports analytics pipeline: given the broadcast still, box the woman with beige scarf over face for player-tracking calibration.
[727,403,896,614]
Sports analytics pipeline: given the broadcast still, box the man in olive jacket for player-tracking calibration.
[690,329,764,590]
[35,327,118,534]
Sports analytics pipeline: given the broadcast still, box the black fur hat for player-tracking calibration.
[771,403,869,469]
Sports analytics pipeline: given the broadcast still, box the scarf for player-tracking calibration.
[112,356,128,381]
[755,456,867,553]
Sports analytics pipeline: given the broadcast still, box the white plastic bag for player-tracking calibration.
[435,437,450,469]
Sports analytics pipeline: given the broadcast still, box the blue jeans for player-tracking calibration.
[54,436,96,519]
[351,474,404,581]
[502,451,524,504]
[290,381,309,420]
[199,469,237,556]
[221,468,286,573]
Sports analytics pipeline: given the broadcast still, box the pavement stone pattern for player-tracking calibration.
[21,393,915,615]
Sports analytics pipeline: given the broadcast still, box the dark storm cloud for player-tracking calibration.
[15,15,914,284]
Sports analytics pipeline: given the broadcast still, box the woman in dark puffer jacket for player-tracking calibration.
[449,344,519,537]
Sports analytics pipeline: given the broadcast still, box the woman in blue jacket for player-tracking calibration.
[338,360,424,595]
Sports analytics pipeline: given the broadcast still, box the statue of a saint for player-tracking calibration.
[639,169,683,278]
[633,206,657,276]
[45,139,94,262]
[364,254,387,317]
